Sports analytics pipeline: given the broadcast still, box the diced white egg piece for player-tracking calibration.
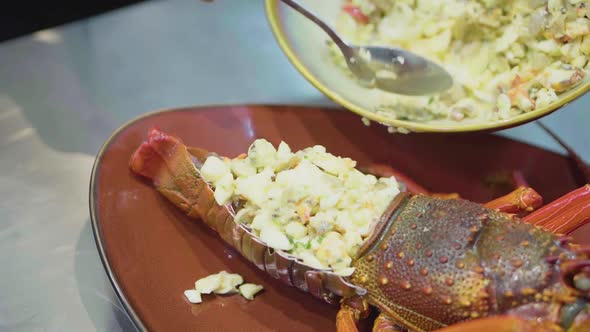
[238,283,264,300]
[273,207,299,225]
[535,88,559,108]
[532,39,561,56]
[251,210,273,231]
[308,153,356,176]
[184,289,202,304]
[247,139,277,168]
[343,169,365,188]
[513,93,534,111]
[496,93,511,119]
[213,172,234,205]
[234,171,273,206]
[362,174,378,187]
[337,189,362,208]
[195,273,223,294]
[274,155,300,173]
[201,156,231,183]
[234,208,253,225]
[378,176,398,188]
[309,211,336,234]
[374,189,396,213]
[276,160,324,189]
[273,142,298,172]
[581,36,590,55]
[334,267,356,277]
[334,211,354,233]
[277,141,292,158]
[231,158,256,177]
[351,208,373,227]
[542,68,585,92]
[495,25,519,53]
[260,227,293,251]
[332,256,352,270]
[285,222,307,239]
[344,231,363,256]
[566,18,590,39]
[357,224,373,237]
[319,192,343,209]
[214,271,244,294]
[298,251,326,269]
[572,55,587,69]
[293,236,310,249]
[315,232,348,267]
[265,182,284,202]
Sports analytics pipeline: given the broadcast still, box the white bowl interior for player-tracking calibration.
[273,0,590,131]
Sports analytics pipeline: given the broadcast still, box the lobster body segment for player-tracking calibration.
[352,194,566,330]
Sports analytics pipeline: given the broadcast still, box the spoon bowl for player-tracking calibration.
[279,0,453,96]
[266,0,590,133]
[348,45,454,96]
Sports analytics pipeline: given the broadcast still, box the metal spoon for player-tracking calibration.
[279,0,453,95]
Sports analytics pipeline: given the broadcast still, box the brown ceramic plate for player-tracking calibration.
[90,105,590,332]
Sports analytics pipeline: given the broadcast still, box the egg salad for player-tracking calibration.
[331,0,589,123]
[184,271,264,303]
[199,139,401,276]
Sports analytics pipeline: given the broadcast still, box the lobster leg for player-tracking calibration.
[523,185,590,235]
[336,296,370,332]
[371,313,403,332]
[484,186,543,215]
[434,316,561,332]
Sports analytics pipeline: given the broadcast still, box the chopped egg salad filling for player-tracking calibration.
[200,139,401,275]
[332,0,589,123]
[184,271,264,303]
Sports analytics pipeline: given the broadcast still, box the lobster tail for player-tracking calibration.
[129,128,210,218]
[129,129,366,303]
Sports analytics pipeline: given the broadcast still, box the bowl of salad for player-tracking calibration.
[265,0,590,133]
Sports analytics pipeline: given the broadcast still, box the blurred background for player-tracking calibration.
[0,0,144,41]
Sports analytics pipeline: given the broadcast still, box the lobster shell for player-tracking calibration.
[130,130,367,303]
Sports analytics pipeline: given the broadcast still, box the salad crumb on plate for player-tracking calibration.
[239,284,265,300]
[185,271,264,303]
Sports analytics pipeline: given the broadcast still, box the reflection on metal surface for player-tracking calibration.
[6,127,36,144]
[0,108,19,121]
[32,29,63,44]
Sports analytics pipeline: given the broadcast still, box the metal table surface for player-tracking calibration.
[0,1,588,331]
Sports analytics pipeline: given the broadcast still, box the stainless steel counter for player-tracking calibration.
[1,1,588,331]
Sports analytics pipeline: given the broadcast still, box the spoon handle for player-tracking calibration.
[278,0,349,51]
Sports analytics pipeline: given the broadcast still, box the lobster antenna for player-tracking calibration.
[537,121,590,183]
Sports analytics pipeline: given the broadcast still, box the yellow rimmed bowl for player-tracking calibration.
[265,0,590,133]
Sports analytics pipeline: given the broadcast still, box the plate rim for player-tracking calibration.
[264,0,590,133]
[88,108,170,332]
[88,104,585,332]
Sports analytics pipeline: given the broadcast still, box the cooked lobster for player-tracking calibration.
[129,128,590,332]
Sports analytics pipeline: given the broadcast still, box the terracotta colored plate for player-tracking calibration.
[90,105,590,332]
